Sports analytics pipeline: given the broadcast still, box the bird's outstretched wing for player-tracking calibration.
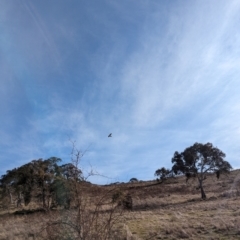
[108,133,112,137]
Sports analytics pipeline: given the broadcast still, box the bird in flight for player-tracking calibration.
[108,133,112,137]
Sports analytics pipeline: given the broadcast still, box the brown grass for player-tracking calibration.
[1,170,240,239]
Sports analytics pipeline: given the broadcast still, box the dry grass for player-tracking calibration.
[1,170,240,239]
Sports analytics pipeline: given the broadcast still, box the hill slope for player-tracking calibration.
[0,170,240,239]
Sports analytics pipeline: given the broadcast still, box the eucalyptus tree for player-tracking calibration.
[31,157,61,208]
[154,167,171,182]
[0,157,62,208]
[171,142,232,199]
[59,163,83,181]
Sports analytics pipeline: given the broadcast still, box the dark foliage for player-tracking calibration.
[112,190,133,210]
[121,193,133,210]
[129,178,138,183]
[185,172,197,183]
[171,142,232,199]
[154,167,172,182]
[0,157,82,208]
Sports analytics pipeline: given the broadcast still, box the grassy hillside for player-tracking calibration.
[0,170,240,239]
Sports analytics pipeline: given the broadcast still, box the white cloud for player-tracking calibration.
[1,1,240,183]
[118,0,240,130]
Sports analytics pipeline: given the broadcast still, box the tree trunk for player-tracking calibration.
[199,179,206,199]
[200,186,206,199]
[6,187,13,204]
[42,189,46,208]
[9,192,13,204]
[41,181,46,208]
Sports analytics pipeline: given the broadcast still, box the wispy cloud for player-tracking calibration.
[1,1,240,182]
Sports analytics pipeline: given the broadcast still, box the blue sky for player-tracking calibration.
[1,0,240,184]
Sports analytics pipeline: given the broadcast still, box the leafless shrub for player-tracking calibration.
[112,190,133,210]
[43,141,126,240]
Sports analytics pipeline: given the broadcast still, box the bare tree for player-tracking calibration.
[45,141,125,240]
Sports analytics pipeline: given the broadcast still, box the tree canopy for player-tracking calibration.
[129,178,138,183]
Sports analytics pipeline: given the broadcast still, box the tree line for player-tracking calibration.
[0,157,82,209]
